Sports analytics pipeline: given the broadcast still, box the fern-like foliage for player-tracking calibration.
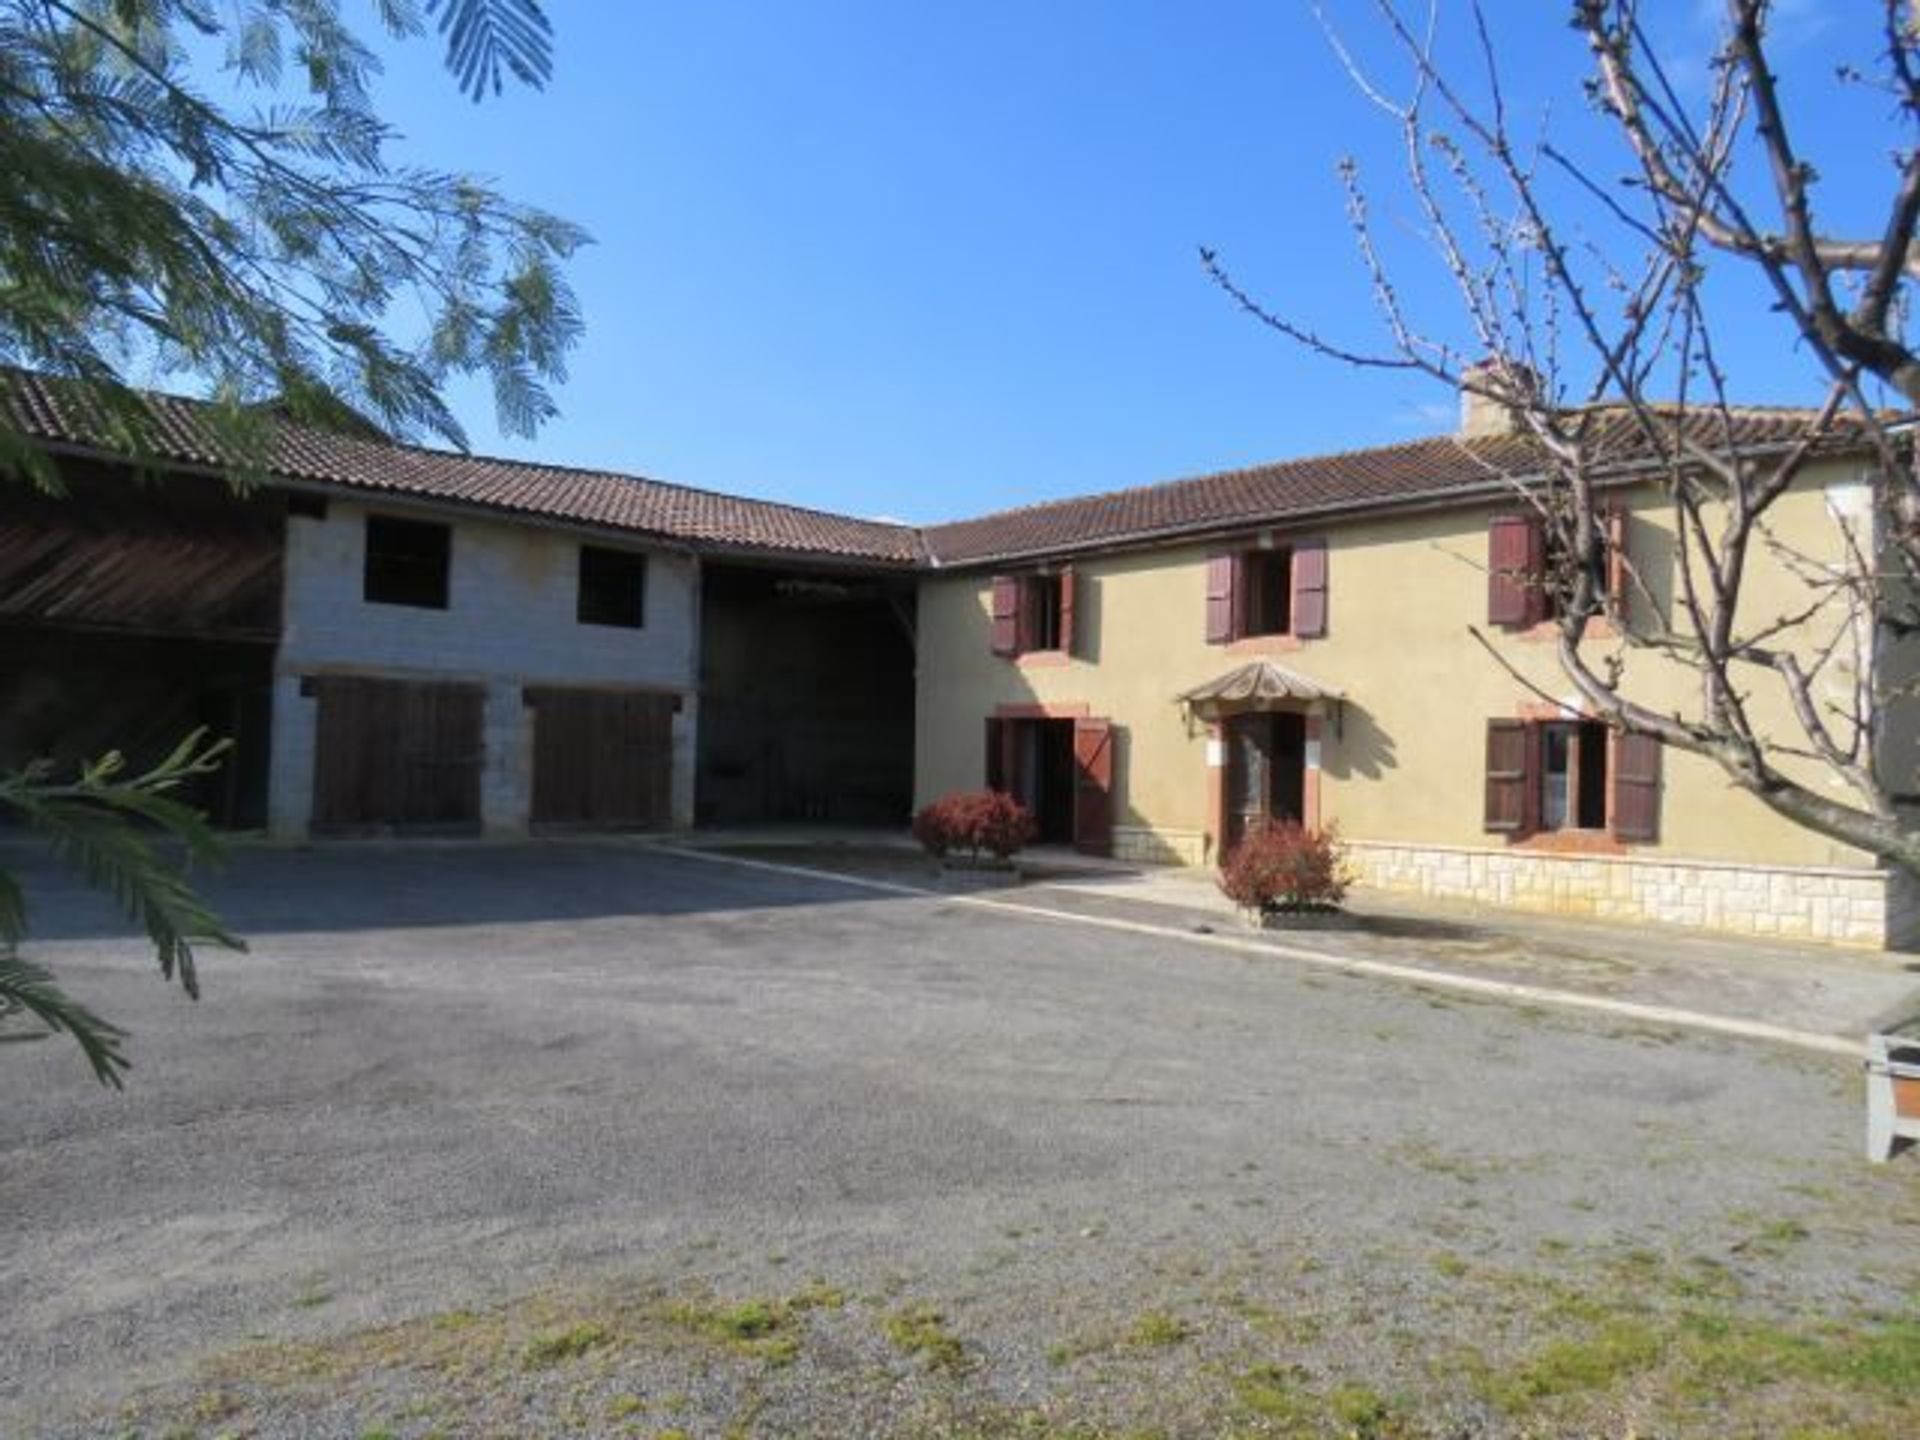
[0,728,246,1087]
[429,0,551,101]
[0,0,584,485]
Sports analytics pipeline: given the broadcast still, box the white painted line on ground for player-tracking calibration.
[655,845,1863,1060]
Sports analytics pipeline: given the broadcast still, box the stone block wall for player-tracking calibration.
[1343,839,1906,949]
[1112,825,1208,867]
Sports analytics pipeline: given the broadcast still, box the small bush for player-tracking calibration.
[1219,821,1351,912]
[911,790,1036,863]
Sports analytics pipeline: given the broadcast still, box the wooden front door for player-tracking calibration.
[1223,711,1306,852]
[528,687,676,828]
[310,676,484,833]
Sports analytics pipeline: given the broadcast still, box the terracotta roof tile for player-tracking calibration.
[4,369,1881,572]
[919,407,1874,566]
[2,369,926,567]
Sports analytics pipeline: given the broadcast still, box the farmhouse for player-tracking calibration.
[3,368,1914,947]
[0,370,920,840]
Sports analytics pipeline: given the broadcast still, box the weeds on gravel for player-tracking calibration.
[1125,1309,1191,1348]
[662,1295,801,1366]
[1327,1382,1410,1439]
[523,1321,615,1368]
[1231,1361,1314,1426]
[884,1303,968,1371]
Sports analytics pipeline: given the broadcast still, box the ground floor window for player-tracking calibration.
[1485,716,1661,842]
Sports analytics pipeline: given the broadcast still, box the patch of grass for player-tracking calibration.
[788,1280,847,1312]
[1479,1316,1664,1411]
[884,1303,968,1371]
[1231,1362,1313,1426]
[1670,1255,1744,1301]
[662,1296,801,1366]
[1124,1309,1190,1348]
[1739,1218,1813,1255]
[522,1321,615,1368]
[606,1394,646,1419]
[1841,1318,1920,1390]
[1224,1293,1324,1345]
[1432,1252,1470,1279]
[1327,1383,1404,1439]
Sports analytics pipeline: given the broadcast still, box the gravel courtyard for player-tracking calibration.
[3,840,1917,1438]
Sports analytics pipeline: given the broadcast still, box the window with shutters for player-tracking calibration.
[1207,539,1326,644]
[1484,716,1661,843]
[1489,506,1629,631]
[991,569,1076,658]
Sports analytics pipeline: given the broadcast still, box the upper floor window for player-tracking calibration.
[1024,573,1064,652]
[1242,548,1293,637]
[1488,507,1628,628]
[577,545,647,629]
[989,568,1077,657]
[364,514,450,610]
[1205,539,1327,644]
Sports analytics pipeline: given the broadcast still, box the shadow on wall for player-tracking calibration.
[1075,569,1104,666]
[1620,508,1675,635]
[1324,701,1397,782]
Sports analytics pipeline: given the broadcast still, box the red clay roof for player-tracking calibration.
[3,369,1878,570]
[2,369,926,567]
[919,407,1870,566]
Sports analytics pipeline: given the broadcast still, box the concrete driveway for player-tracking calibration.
[3,841,1916,1437]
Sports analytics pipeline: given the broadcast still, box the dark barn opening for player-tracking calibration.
[697,563,916,826]
[0,461,283,829]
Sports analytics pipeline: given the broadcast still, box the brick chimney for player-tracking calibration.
[1458,358,1540,439]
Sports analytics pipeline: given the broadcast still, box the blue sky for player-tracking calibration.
[357,1,1881,523]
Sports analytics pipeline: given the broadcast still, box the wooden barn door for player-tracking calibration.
[310,676,484,833]
[528,687,676,829]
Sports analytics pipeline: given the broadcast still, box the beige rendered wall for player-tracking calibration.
[914,458,1882,874]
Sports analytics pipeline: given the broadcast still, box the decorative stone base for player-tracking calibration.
[1345,839,1910,950]
[1112,825,1209,867]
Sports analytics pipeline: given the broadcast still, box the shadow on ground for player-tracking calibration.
[3,836,913,939]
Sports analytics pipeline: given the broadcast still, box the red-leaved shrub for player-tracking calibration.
[1218,821,1351,912]
[912,790,1036,863]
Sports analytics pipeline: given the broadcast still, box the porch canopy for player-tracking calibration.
[1175,658,1345,722]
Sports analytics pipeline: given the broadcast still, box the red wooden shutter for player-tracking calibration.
[1059,566,1077,657]
[1610,730,1661,842]
[1205,554,1238,643]
[990,575,1020,656]
[1487,515,1543,627]
[1291,539,1328,638]
[1072,718,1115,855]
[1484,718,1533,833]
